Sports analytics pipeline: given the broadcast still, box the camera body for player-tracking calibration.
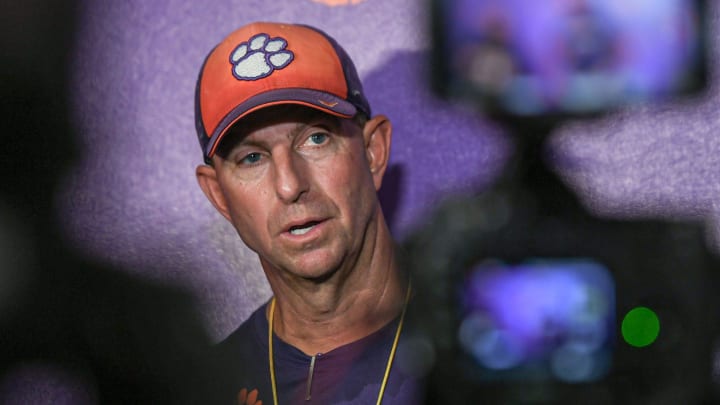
[404,151,719,403]
[409,1,717,402]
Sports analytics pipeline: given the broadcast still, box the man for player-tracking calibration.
[194,22,420,404]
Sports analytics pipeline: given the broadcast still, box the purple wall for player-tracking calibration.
[60,0,719,346]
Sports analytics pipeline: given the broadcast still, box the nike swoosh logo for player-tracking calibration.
[318,100,339,107]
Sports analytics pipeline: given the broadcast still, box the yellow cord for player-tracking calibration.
[268,297,279,405]
[376,282,412,405]
[268,281,411,405]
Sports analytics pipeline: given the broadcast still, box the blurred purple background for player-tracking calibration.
[448,0,699,105]
[58,0,719,347]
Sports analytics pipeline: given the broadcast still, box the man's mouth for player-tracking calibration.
[288,221,320,236]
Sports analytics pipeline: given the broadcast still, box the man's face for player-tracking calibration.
[200,106,389,282]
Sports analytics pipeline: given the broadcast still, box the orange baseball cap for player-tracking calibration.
[195,22,371,163]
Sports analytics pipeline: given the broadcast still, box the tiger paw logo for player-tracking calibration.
[230,33,294,81]
[237,388,263,405]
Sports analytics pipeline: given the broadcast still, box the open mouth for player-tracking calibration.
[288,221,321,236]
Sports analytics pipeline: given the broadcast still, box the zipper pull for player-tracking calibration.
[305,354,318,401]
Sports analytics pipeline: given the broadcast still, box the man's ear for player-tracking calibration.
[196,164,232,222]
[362,114,392,191]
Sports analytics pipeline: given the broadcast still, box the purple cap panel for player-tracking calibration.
[206,87,357,157]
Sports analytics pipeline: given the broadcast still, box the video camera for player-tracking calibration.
[404,0,719,403]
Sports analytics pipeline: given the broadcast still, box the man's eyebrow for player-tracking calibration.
[233,136,263,148]
[219,130,266,157]
[287,116,341,139]
[223,113,342,153]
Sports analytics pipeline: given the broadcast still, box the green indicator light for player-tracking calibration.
[621,306,660,348]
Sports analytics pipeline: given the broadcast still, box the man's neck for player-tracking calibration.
[262,218,407,356]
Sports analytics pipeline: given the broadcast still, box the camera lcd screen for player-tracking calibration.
[435,0,706,115]
[458,259,615,383]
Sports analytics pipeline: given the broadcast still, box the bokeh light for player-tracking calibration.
[621,306,660,348]
[459,260,614,381]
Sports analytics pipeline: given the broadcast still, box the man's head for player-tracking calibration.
[195,22,371,165]
[194,22,393,282]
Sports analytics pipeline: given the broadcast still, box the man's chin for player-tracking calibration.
[286,255,345,284]
[261,246,349,283]
[293,261,341,283]
[299,269,338,284]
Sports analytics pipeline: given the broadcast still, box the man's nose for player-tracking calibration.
[273,151,309,203]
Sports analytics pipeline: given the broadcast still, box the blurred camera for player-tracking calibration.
[431,0,707,117]
[405,0,718,403]
[405,167,719,403]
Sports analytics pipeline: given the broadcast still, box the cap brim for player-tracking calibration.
[205,88,357,158]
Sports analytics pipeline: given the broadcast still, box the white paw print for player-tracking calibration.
[230,33,294,80]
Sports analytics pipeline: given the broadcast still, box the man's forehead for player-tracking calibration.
[216,105,347,153]
[235,105,340,133]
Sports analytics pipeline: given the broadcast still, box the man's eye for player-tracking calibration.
[307,133,328,145]
[240,152,262,165]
